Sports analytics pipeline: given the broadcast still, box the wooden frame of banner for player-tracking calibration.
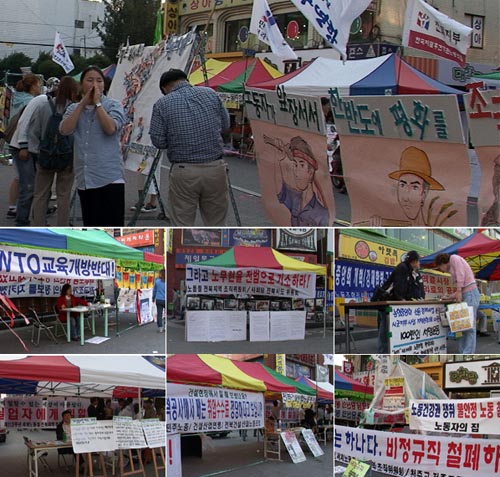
[76,453,107,477]
[117,449,146,477]
[151,447,165,477]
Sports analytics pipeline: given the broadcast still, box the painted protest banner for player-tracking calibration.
[335,425,500,477]
[186,265,317,298]
[0,246,115,280]
[402,0,471,66]
[186,310,247,342]
[71,418,116,454]
[249,311,270,341]
[109,31,196,190]
[464,86,500,226]
[331,91,469,227]
[281,393,315,408]
[409,397,500,435]
[389,304,447,354]
[275,228,317,252]
[280,430,306,463]
[166,383,264,434]
[343,458,370,477]
[141,419,165,448]
[446,302,475,333]
[0,275,96,298]
[167,433,182,477]
[113,416,148,449]
[4,398,86,428]
[270,311,307,341]
[245,88,334,227]
[335,399,370,422]
[301,428,324,457]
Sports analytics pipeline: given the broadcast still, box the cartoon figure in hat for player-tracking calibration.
[264,135,329,226]
[481,154,500,226]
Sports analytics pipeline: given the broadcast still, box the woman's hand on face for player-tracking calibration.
[92,85,101,105]
[81,87,94,106]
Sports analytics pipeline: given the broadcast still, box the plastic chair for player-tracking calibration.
[53,305,68,340]
[28,308,58,346]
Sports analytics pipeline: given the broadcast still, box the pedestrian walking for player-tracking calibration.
[153,269,166,332]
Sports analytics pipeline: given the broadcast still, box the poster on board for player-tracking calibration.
[249,311,270,341]
[113,416,148,449]
[270,311,306,341]
[301,429,324,457]
[280,431,307,463]
[331,91,469,226]
[71,418,116,454]
[167,433,182,477]
[186,310,247,342]
[141,419,165,448]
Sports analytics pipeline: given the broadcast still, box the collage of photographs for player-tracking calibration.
[0,1,499,477]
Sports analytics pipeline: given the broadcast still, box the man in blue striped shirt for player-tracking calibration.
[149,69,230,225]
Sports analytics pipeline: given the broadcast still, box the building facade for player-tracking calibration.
[0,0,104,60]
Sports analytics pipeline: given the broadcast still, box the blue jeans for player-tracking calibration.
[13,151,36,226]
[458,288,480,354]
[156,299,165,328]
[70,316,81,339]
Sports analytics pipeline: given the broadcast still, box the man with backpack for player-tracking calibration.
[19,76,79,225]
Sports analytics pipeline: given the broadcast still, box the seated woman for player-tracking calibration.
[56,284,89,341]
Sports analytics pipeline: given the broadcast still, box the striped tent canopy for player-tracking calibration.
[295,376,333,402]
[167,354,315,395]
[335,369,374,401]
[189,58,283,93]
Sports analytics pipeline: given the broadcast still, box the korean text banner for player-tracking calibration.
[0,275,96,298]
[402,0,472,66]
[0,245,115,280]
[409,397,500,435]
[186,265,317,298]
[166,383,264,434]
[464,88,500,226]
[330,92,469,226]
[335,425,500,477]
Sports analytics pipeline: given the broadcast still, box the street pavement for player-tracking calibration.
[182,431,333,477]
[0,312,165,354]
[166,318,334,354]
[0,428,158,477]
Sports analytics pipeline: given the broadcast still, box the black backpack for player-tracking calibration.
[37,96,73,170]
[371,271,395,302]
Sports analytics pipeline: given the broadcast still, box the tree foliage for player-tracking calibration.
[97,0,160,60]
[0,52,33,75]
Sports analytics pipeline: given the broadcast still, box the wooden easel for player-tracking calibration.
[151,448,165,477]
[76,453,107,477]
[117,449,146,477]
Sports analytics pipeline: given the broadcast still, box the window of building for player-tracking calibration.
[74,20,84,29]
[224,19,250,52]
[91,21,99,30]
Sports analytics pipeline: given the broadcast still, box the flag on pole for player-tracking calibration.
[289,0,371,59]
[154,8,163,44]
[52,32,74,74]
[250,0,297,60]
[402,0,472,67]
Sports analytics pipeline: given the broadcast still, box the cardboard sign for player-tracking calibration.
[167,383,264,434]
[113,416,148,449]
[280,431,306,463]
[186,310,247,342]
[249,311,270,341]
[301,429,324,457]
[446,302,475,332]
[141,419,165,448]
[71,418,116,454]
[281,393,315,408]
[343,458,370,477]
[270,311,306,341]
[167,433,182,477]
[389,304,447,354]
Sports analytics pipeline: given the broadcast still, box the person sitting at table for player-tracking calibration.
[56,284,90,341]
[56,410,83,469]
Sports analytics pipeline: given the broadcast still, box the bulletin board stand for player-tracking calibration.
[76,453,108,477]
[117,449,146,477]
[151,448,165,477]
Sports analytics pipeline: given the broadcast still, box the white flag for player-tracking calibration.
[402,0,472,66]
[250,0,297,61]
[52,32,75,74]
[323,354,334,366]
[289,0,371,59]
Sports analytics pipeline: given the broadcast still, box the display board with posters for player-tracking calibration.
[409,397,500,435]
[4,398,86,428]
[335,425,500,477]
[108,31,197,178]
[167,433,182,477]
[186,310,246,342]
[464,87,500,226]
[71,418,117,454]
[280,430,307,463]
[388,304,447,354]
[331,91,469,227]
[245,87,334,227]
[166,383,264,434]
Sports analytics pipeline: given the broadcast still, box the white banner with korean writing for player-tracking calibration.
[186,265,316,298]
[166,383,264,434]
[389,304,447,354]
[402,0,472,66]
[0,246,115,280]
[282,393,315,408]
[4,397,86,428]
[71,418,117,454]
[335,425,500,477]
[409,397,500,435]
[0,275,96,298]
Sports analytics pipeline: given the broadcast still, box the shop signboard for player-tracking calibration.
[175,247,226,268]
[116,231,155,247]
[445,359,500,390]
[223,229,271,247]
[335,425,500,477]
[275,229,317,252]
[337,235,407,267]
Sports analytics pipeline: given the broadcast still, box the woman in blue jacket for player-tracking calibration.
[153,269,166,332]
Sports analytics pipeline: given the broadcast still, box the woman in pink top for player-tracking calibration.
[435,253,479,354]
